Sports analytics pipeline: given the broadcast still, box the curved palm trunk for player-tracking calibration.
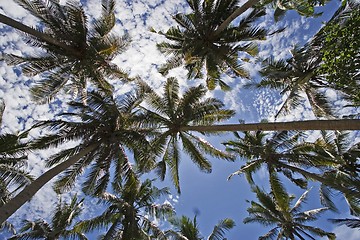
[0,143,99,224]
[0,13,81,58]
[212,0,260,37]
[180,119,360,132]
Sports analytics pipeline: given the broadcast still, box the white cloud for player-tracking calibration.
[332,225,360,240]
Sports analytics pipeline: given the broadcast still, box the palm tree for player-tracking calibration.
[244,172,335,240]
[1,0,132,103]
[140,77,235,192]
[0,84,154,224]
[74,177,174,240]
[9,195,87,240]
[309,131,360,214]
[213,0,326,36]
[0,100,33,234]
[154,0,268,90]
[165,215,235,239]
[0,100,33,194]
[224,130,360,215]
[224,130,323,188]
[253,45,332,118]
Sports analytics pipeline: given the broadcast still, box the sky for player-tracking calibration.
[0,0,359,239]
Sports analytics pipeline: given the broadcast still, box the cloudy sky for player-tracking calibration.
[0,0,359,239]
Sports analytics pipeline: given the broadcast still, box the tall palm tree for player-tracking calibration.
[140,77,235,192]
[1,0,132,103]
[254,45,333,118]
[224,130,360,215]
[0,100,33,234]
[74,177,174,240]
[213,0,326,36]
[0,84,154,224]
[165,215,235,239]
[9,195,87,240]
[154,0,268,90]
[310,131,360,214]
[224,130,321,188]
[0,100,33,194]
[244,174,335,240]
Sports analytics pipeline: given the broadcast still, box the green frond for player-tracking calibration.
[258,227,279,240]
[208,218,235,240]
[329,218,360,229]
[269,171,290,213]
[186,133,234,161]
[180,132,212,173]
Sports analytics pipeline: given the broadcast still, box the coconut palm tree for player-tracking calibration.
[0,100,33,234]
[74,176,174,240]
[212,0,326,36]
[224,130,319,188]
[253,45,333,118]
[244,171,335,240]
[154,0,268,90]
[140,77,235,192]
[0,84,154,224]
[0,100,33,194]
[9,195,86,240]
[309,131,360,214]
[1,0,132,103]
[224,130,360,215]
[165,215,235,240]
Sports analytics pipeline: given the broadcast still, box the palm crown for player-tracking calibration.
[74,177,174,240]
[9,195,86,240]
[31,87,153,196]
[0,101,33,235]
[155,0,268,90]
[255,45,332,118]
[244,175,335,240]
[140,77,235,192]
[225,130,360,214]
[2,0,131,103]
[166,215,235,240]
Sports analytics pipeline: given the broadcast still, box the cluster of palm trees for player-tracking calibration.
[0,0,359,239]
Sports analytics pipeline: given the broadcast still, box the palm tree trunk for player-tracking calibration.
[0,13,81,58]
[0,143,99,224]
[212,0,260,37]
[180,119,360,132]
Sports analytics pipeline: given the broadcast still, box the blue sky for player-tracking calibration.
[0,0,359,239]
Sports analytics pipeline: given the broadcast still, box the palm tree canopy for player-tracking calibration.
[140,77,235,192]
[166,215,235,240]
[310,131,360,214]
[244,175,335,240]
[154,0,268,90]
[74,177,174,240]
[30,86,154,196]
[224,130,316,188]
[9,195,87,240]
[254,45,333,118]
[225,129,360,213]
[1,0,132,103]
[0,100,34,234]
